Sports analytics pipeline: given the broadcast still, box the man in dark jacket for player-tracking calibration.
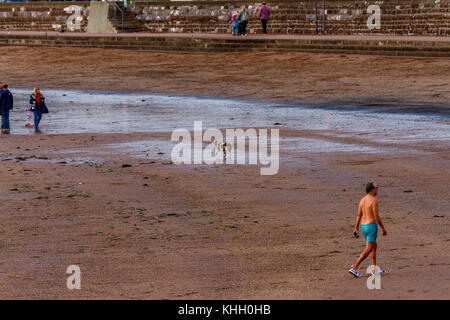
[0,84,13,134]
[259,2,271,35]
[0,82,3,130]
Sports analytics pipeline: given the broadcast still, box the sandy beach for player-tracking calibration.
[0,46,449,299]
[1,46,449,113]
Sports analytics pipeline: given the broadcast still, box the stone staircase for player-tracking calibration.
[0,1,448,36]
[108,4,148,33]
[132,0,450,36]
[0,33,449,57]
[0,2,89,32]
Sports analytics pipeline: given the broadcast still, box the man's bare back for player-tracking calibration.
[358,194,378,225]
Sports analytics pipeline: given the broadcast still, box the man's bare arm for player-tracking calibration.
[373,199,387,235]
[353,204,363,236]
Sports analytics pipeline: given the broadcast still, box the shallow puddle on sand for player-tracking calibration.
[282,137,385,154]
[8,88,449,156]
[59,135,426,166]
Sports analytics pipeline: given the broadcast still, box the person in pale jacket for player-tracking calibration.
[239,6,250,36]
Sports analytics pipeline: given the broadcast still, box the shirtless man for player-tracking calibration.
[349,182,387,277]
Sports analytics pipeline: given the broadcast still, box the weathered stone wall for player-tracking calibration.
[1,32,449,57]
[0,1,448,36]
[0,2,89,32]
[131,0,450,35]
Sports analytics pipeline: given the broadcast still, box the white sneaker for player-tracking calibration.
[348,268,361,278]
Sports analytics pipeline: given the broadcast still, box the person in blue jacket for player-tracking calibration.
[0,82,3,130]
[0,84,13,134]
[29,87,47,131]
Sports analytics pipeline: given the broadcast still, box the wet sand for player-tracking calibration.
[0,46,449,299]
[0,130,448,299]
[1,46,449,114]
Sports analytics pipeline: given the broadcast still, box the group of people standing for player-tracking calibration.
[0,82,47,134]
[230,3,271,36]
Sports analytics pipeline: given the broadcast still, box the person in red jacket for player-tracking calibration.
[29,87,47,132]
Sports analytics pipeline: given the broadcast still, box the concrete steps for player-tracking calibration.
[0,0,448,37]
[108,7,148,33]
[133,0,450,36]
[0,2,89,32]
[0,33,448,57]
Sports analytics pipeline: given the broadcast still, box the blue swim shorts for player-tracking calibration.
[361,223,378,243]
